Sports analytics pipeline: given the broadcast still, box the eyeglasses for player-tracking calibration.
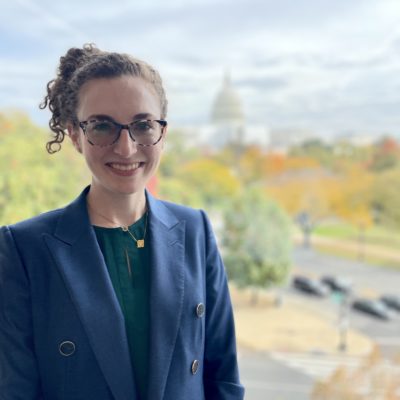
[79,118,167,147]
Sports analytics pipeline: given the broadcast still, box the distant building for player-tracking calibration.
[201,72,269,149]
[209,72,245,147]
[211,73,245,124]
[335,132,377,147]
[173,73,387,152]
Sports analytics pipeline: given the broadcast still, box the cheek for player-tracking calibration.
[151,148,163,168]
[81,146,104,169]
[144,146,163,164]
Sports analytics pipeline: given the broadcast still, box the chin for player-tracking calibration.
[114,184,146,196]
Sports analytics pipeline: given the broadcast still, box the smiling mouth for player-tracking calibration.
[107,162,142,171]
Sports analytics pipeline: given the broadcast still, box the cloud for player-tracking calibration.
[3,0,87,43]
[1,0,400,138]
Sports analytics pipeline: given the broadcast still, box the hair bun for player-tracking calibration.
[59,44,99,82]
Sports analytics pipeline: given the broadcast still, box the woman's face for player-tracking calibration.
[69,75,166,198]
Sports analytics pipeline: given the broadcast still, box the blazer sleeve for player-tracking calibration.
[200,211,245,400]
[0,226,43,400]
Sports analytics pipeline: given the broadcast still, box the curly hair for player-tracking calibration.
[40,44,168,154]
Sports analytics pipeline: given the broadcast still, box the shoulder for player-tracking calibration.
[4,208,63,237]
[0,208,64,260]
[157,198,204,219]
[149,196,217,246]
[149,195,211,229]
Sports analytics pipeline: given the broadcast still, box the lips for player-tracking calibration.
[107,162,141,171]
[105,162,144,176]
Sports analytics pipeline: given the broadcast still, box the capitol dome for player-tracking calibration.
[211,73,244,124]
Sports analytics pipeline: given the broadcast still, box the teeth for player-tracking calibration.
[109,162,140,171]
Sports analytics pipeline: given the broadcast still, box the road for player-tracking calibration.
[239,349,313,400]
[239,349,369,400]
[293,245,400,295]
[293,245,400,357]
[238,246,400,399]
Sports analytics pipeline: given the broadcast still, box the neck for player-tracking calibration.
[86,185,147,228]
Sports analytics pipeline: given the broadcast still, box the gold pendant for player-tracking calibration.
[137,239,145,248]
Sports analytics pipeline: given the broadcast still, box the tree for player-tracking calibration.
[289,139,335,167]
[158,129,201,178]
[222,188,292,302]
[0,111,88,225]
[234,145,265,184]
[174,158,241,209]
[368,136,400,172]
[266,171,339,247]
[370,166,400,230]
[266,160,375,248]
[157,177,204,208]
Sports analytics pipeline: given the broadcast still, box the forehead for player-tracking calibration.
[77,75,161,120]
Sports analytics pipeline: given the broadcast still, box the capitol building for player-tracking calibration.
[174,73,380,153]
[178,73,270,150]
[176,73,379,153]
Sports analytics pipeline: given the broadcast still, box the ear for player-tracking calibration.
[67,123,82,153]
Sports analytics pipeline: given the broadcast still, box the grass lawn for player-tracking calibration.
[314,243,400,270]
[293,222,400,270]
[314,223,400,251]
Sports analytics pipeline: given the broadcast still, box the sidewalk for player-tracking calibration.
[230,286,374,357]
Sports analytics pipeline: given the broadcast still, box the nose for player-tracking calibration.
[112,128,137,157]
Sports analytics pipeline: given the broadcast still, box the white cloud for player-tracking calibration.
[0,0,400,137]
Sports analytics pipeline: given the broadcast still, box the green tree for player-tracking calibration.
[158,129,201,178]
[289,139,335,167]
[158,177,204,208]
[222,188,292,301]
[370,166,400,230]
[157,129,207,207]
[0,111,88,225]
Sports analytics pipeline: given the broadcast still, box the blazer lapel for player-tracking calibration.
[146,193,186,400]
[44,188,137,400]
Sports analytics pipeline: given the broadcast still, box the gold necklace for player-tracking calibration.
[88,203,148,249]
[121,212,148,248]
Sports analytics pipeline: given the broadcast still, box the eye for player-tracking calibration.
[90,121,114,134]
[133,120,156,134]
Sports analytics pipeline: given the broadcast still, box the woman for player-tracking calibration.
[0,44,244,399]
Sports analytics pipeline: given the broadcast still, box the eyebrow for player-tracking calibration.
[86,113,155,122]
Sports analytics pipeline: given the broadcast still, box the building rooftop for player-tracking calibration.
[211,72,244,124]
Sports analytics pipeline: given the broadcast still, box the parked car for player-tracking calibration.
[352,298,391,320]
[292,275,329,297]
[320,275,353,294]
[380,295,400,312]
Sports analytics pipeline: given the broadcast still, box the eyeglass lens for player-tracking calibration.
[85,120,162,146]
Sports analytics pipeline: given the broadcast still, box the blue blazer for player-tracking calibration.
[0,187,244,400]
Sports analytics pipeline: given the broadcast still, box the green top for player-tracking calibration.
[93,213,150,400]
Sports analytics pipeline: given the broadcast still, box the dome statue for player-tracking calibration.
[211,72,244,124]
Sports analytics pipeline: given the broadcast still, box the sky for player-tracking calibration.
[1,0,400,139]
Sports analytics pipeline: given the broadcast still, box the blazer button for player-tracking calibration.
[59,341,76,357]
[196,303,205,318]
[191,360,199,375]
